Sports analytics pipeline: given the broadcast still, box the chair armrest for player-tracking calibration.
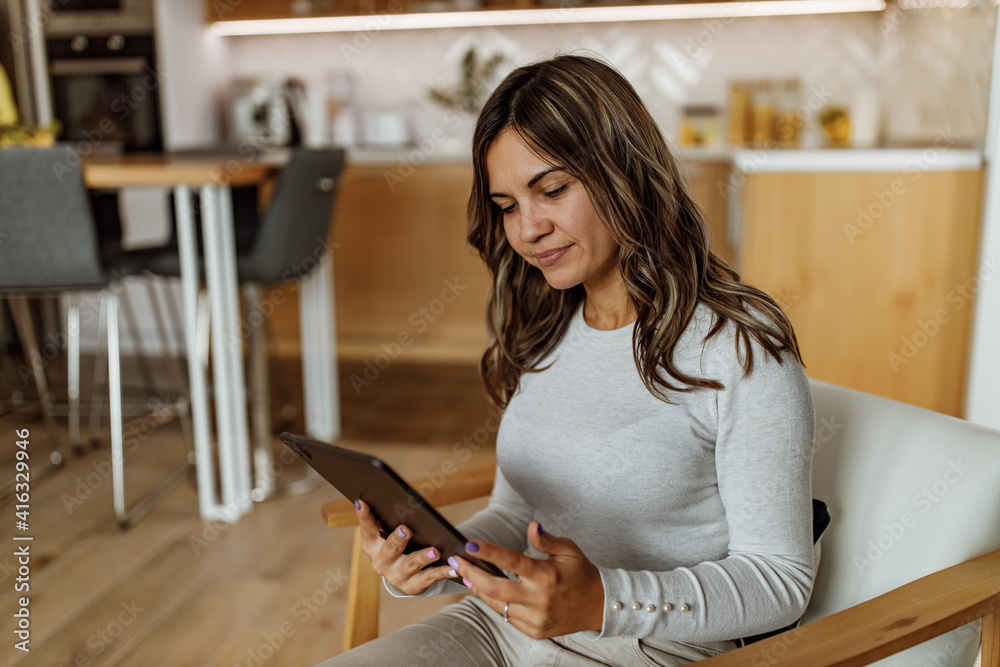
[321,460,497,528]
[701,547,1000,666]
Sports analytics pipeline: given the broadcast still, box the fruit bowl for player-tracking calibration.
[0,122,59,148]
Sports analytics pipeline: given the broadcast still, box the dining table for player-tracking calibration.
[81,152,288,523]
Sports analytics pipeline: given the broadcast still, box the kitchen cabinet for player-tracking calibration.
[206,0,531,20]
[268,161,491,363]
[207,0,755,21]
[740,167,984,417]
[265,150,985,418]
[682,160,733,267]
[267,157,731,364]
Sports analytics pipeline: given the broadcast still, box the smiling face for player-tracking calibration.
[486,129,621,294]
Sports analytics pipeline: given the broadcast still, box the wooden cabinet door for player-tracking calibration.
[741,170,983,417]
[208,0,401,20]
[682,160,733,267]
[207,0,290,21]
[268,162,492,363]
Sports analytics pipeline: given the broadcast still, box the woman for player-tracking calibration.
[317,54,815,666]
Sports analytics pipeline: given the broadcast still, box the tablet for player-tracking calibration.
[279,432,506,580]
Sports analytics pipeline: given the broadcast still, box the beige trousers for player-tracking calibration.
[314,596,737,667]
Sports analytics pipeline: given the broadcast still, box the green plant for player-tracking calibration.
[428,47,505,114]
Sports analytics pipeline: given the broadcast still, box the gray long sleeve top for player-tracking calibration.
[388,300,816,644]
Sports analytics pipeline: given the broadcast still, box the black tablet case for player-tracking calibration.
[280,432,505,580]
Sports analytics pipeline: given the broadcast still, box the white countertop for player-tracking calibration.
[342,145,985,172]
[347,145,473,166]
[346,145,735,165]
[731,148,984,173]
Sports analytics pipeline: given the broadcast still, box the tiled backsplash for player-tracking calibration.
[223,5,996,149]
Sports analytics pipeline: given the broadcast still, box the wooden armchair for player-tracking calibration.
[322,379,1000,665]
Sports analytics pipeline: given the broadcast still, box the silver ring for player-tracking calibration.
[503,602,510,623]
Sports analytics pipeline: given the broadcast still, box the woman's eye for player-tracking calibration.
[499,203,517,215]
[544,184,568,198]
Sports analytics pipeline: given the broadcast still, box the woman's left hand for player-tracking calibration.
[451,521,605,639]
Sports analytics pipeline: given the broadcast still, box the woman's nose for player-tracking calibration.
[519,203,553,243]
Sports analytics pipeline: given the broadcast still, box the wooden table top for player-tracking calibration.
[81,152,287,188]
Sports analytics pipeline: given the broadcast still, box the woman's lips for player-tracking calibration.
[535,246,570,267]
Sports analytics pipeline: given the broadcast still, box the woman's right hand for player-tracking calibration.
[355,499,455,595]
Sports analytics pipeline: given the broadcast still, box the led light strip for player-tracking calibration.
[210,0,886,36]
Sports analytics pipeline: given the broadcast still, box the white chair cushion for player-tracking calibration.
[805,379,1000,666]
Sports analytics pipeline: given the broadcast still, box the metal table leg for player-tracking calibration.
[175,185,228,522]
[300,252,341,443]
[67,293,81,450]
[201,184,252,518]
[216,183,253,514]
[244,284,274,502]
[248,248,340,504]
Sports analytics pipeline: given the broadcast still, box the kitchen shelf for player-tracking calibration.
[207,0,886,34]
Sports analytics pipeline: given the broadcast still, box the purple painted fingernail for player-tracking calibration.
[463,578,472,588]
[465,541,480,553]
[354,500,361,510]
[536,523,543,536]
[427,549,438,560]
[397,527,406,538]
[448,556,459,570]
[449,569,457,577]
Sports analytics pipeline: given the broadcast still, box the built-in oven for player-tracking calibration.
[46,33,161,152]
[44,0,161,152]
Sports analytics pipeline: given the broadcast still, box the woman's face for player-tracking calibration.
[486,129,620,293]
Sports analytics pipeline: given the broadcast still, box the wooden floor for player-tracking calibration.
[0,357,496,666]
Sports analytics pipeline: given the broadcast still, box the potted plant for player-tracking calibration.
[429,47,505,149]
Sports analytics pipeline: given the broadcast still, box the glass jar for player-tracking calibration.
[727,80,751,147]
[751,80,776,147]
[775,78,803,147]
[678,105,721,148]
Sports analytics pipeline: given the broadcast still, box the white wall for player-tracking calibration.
[965,5,1000,431]
[221,8,995,149]
[155,0,229,149]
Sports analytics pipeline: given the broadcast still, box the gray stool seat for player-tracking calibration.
[0,148,111,291]
[0,146,192,527]
[112,149,346,286]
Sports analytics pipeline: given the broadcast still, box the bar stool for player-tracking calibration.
[0,146,192,526]
[122,148,347,500]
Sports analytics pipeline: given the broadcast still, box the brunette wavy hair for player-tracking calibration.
[467,54,802,411]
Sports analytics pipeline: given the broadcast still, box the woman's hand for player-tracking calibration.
[355,499,454,595]
[451,521,605,639]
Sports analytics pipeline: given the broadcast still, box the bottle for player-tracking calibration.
[751,80,776,148]
[851,82,882,148]
[775,78,803,147]
[727,80,751,147]
[328,70,357,148]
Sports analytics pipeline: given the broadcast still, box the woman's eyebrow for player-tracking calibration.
[489,167,563,198]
